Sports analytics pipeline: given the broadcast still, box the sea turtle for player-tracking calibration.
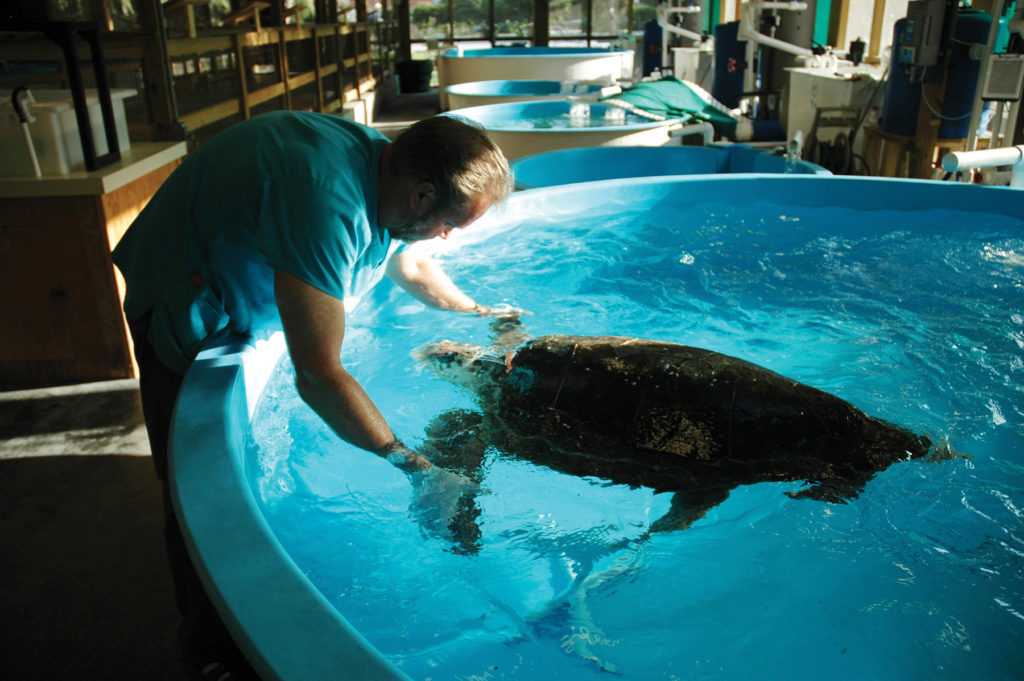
[417,320,934,537]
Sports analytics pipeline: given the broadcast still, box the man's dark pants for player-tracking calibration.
[130,312,253,676]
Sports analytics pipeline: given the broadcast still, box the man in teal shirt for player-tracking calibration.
[114,111,513,680]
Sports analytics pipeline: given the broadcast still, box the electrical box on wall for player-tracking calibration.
[980,53,1024,101]
[900,0,947,66]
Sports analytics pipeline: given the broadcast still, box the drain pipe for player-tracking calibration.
[941,144,1024,187]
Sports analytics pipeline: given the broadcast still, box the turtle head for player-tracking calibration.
[416,340,507,391]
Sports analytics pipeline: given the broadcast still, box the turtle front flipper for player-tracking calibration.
[419,409,489,555]
[421,408,488,482]
[489,314,531,350]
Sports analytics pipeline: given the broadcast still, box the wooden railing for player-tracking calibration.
[0,18,398,144]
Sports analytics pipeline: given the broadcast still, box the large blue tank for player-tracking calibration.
[881,9,1007,138]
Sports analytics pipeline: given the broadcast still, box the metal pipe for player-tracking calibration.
[942,144,1024,186]
[11,87,41,178]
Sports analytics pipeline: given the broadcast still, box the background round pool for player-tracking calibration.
[247,181,1023,680]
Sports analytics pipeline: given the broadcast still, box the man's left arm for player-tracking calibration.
[385,248,486,313]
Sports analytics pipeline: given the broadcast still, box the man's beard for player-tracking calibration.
[384,214,435,243]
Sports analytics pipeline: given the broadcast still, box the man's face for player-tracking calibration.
[384,187,492,243]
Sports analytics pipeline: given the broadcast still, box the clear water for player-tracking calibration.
[248,199,1024,681]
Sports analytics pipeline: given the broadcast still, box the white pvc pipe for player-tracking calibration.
[738,2,814,55]
[789,128,804,158]
[20,122,42,178]
[658,5,704,70]
[942,144,1024,187]
[669,120,716,144]
[737,1,814,92]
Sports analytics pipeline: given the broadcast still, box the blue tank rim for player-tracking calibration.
[498,173,1024,222]
[445,100,684,132]
[444,79,605,96]
[510,145,831,188]
[441,46,631,58]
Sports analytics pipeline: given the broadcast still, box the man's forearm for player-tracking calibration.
[293,362,397,454]
[386,250,478,311]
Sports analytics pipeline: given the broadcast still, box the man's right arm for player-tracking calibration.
[273,269,430,470]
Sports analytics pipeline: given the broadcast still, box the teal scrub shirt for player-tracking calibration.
[113,111,394,374]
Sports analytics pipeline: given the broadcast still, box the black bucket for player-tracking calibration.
[396,59,433,93]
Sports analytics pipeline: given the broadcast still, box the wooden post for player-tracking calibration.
[266,0,285,26]
[868,0,886,62]
[334,24,346,103]
[533,0,550,46]
[136,0,184,140]
[313,26,325,112]
[396,0,411,60]
[828,0,852,50]
[278,29,292,109]
[233,33,251,119]
[913,82,944,178]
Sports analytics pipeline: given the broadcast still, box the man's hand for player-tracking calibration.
[470,302,532,318]
[381,440,432,472]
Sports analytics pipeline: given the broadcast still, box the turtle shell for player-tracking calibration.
[496,335,930,474]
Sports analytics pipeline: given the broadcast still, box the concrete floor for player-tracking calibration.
[0,379,186,680]
[0,89,439,680]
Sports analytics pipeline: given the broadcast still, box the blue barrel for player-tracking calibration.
[643,19,662,76]
[881,9,1008,138]
[712,22,747,108]
[939,9,1003,138]
[880,19,917,136]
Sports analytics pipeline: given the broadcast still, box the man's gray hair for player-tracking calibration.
[390,115,513,211]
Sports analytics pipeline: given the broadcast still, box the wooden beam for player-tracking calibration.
[136,0,182,139]
[397,0,411,60]
[166,35,233,56]
[313,26,325,112]
[278,28,292,109]
[533,0,550,46]
[868,0,887,60]
[828,0,852,49]
[232,32,251,119]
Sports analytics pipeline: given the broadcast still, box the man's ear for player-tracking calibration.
[410,180,436,213]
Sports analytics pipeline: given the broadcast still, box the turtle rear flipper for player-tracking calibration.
[649,487,732,533]
[784,475,870,503]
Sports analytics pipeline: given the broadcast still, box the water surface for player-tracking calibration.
[249,197,1024,680]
